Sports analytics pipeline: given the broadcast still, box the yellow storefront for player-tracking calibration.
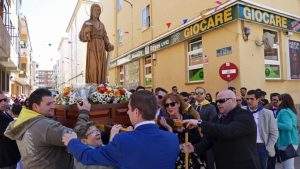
[109,0,300,104]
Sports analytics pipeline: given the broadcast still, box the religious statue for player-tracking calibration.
[79,4,114,84]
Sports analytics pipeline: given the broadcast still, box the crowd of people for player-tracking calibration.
[0,85,299,169]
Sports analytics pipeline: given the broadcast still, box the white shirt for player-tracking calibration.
[134,120,156,129]
[252,109,263,143]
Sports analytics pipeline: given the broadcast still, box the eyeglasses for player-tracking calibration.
[165,102,177,108]
[0,98,8,102]
[86,129,100,136]
[236,99,242,102]
[216,98,232,104]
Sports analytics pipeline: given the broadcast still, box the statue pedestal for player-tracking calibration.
[54,103,130,128]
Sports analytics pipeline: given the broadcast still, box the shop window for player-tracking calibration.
[141,5,150,30]
[263,29,280,79]
[118,65,125,85]
[117,0,123,11]
[144,56,152,86]
[117,29,123,44]
[187,38,204,82]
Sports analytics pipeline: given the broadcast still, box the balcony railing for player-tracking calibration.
[0,20,11,58]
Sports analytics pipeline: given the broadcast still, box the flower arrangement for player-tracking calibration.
[56,84,130,105]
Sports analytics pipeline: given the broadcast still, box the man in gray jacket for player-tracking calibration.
[246,90,278,169]
[5,88,90,169]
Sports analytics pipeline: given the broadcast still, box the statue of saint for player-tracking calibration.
[79,4,114,84]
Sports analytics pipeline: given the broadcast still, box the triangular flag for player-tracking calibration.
[182,19,188,25]
[166,22,171,28]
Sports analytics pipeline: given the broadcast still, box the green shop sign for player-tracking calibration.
[238,4,300,32]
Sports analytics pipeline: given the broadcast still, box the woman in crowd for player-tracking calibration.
[158,93,203,169]
[276,93,299,169]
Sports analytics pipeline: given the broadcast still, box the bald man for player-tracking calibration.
[182,90,260,169]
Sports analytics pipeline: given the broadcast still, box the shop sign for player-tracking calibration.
[216,46,232,57]
[117,56,131,66]
[238,4,288,29]
[219,62,238,82]
[183,7,236,39]
[289,40,300,79]
[131,49,144,60]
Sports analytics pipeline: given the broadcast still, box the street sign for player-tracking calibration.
[219,62,238,82]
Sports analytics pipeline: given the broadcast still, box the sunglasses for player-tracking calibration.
[216,98,231,104]
[0,98,8,102]
[236,99,242,102]
[165,102,177,108]
[157,95,163,100]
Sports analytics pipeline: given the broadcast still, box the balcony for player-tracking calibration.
[0,20,10,59]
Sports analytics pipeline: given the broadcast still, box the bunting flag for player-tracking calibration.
[166,22,171,28]
[182,19,188,25]
[216,0,222,5]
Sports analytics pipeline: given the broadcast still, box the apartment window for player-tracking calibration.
[117,29,123,44]
[141,5,150,30]
[144,56,152,86]
[117,0,123,11]
[118,65,125,85]
[187,38,204,83]
[263,29,280,79]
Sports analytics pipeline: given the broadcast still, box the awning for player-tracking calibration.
[0,59,17,71]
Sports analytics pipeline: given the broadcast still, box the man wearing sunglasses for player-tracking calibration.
[0,91,20,169]
[182,90,260,169]
[193,87,217,122]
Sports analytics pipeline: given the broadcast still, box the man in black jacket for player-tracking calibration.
[182,90,260,169]
[0,91,20,169]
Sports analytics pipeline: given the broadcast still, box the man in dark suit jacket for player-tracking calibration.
[63,90,180,169]
[182,90,260,169]
[0,91,20,168]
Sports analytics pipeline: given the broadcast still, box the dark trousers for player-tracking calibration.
[267,156,276,169]
[257,143,268,169]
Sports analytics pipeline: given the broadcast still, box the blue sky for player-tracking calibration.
[22,0,77,70]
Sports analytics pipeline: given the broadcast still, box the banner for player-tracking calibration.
[289,40,300,79]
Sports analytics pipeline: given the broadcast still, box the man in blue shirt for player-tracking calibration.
[63,90,179,169]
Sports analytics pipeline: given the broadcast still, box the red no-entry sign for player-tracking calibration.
[219,62,238,82]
